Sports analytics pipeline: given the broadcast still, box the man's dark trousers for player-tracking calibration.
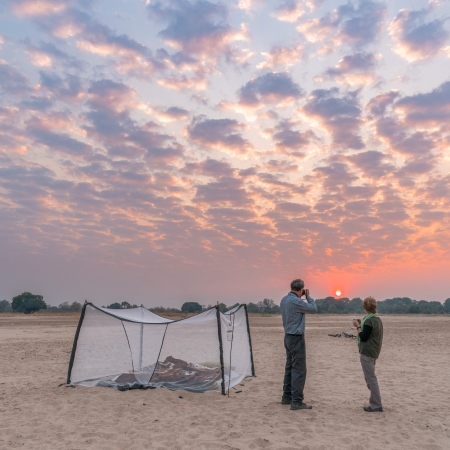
[283,333,306,404]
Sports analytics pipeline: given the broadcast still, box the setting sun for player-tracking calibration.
[335,290,342,297]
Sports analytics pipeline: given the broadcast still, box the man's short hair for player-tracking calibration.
[363,296,377,314]
[290,279,304,291]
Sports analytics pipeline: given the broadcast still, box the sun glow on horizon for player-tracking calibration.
[335,290,342,297]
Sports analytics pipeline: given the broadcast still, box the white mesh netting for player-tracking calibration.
[68,304,254,393]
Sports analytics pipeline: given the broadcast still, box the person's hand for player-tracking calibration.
[304,289,310,297]
[353,319,360,328]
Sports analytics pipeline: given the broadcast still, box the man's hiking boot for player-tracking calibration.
[364,406,383,412]
[290,403,312,410]
[281,396,292,405]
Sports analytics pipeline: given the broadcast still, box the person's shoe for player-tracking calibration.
[281,396,292,405]
[364,406,383,412]
[290,402,312,410]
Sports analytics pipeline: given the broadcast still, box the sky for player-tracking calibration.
[0,0,449,307]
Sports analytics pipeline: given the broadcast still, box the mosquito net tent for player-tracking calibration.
[67,303,255,394]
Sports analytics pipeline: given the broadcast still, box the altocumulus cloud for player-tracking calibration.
[186,115,253,154]
[1,0,450,303]
[389,6,450,61]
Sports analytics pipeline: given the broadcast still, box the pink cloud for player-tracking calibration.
[302,88,364,149]
[194,176,252,207]
[298,0,386,49]
[366,91,400,117]
[389,7,450,61]
[263,120,314,157]
[257,44,304,69]
[316,52,381,85]
[186,115,253,154]
[272,1,308,23]
[0,60,30,94]
[221,72,303,114]
[394,80,450,127]
[147,0,249,59]
[9,0,69,17]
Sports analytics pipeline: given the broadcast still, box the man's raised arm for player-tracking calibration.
[293,290,317,313]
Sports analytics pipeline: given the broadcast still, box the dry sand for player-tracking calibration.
[1,313,449,449]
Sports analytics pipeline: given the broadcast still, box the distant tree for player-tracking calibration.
[107,303,121,309]
[218,303,228,313]
[11,292,46,314]
[378,297,412,314]
[58,302,71,311]
[316,297,336,313]
[45,305,60,312]
[181,302,202,313]
[417,300,444,314]
[69,302,82,312]
[246,302,260,313]
[149,306,181,313]
[256,299,281,314]
[348,298,364,313]
[258,298,274,313]
[328,303,337,314]
[120,301,131,309]
[314,296,448,314]
[0,300,12,313]
[444,299,450,314]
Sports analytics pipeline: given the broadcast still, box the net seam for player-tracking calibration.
[227,312,235,397]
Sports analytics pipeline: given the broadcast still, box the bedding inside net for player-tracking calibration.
[74,356,238,392]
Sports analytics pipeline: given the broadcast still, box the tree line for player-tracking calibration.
[104,299,280,314]
[102,296,450,315]
[2,292,450,315]
[315,296,450,314]
[0,292,82,314]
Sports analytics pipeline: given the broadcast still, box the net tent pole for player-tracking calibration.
[66,301,88,384]
[138,306,144,371]
[227,312,235,397]
[244,304,255,376]
[216,305,226,395]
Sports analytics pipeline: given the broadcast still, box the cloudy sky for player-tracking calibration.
[1,0,449,307]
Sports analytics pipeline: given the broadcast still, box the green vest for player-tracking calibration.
[358,316,383,359]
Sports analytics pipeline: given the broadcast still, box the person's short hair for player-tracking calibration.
[363,296,377,313]
[290,279,304,291]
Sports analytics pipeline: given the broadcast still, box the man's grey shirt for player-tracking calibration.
[280,292,317,335]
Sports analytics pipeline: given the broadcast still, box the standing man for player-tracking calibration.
[280,279,317,410]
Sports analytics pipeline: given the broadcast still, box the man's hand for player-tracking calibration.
[304,289,310,297]
[353,319,360,328]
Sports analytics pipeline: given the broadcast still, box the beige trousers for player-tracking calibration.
[360,353,382,409]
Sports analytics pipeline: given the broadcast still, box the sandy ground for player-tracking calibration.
[1,313,449,450]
